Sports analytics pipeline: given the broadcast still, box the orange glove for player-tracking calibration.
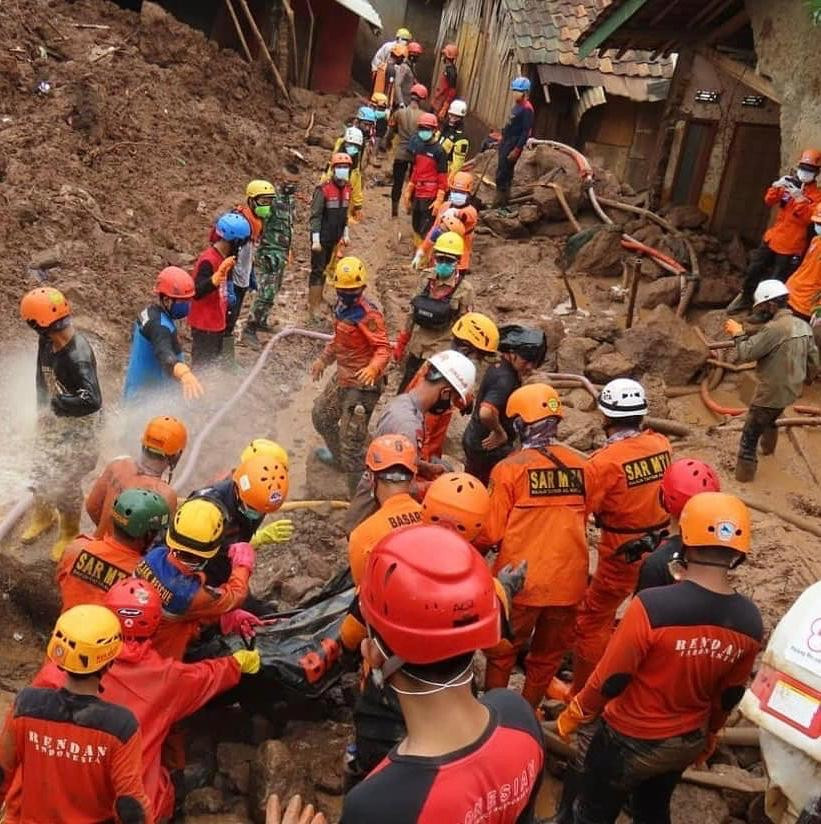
[339,613,367,652]
[172,363,204,400]
[402,182,415,213]
[430,190,445,214]
[693,732,718,766]
[556,698,594,741]
[355,365,381,387]
[211,255,235,287]
[724,319,744,337]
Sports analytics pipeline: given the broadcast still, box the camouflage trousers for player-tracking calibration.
[311,375,381,493]
[249,251,287,325]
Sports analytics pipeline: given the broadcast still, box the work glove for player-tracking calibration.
[496,560,528,604]
[251,519,295,547]
[507,146,522,162]
[228,541,256,573]
[693,732,718,766]
[393,329,412,362]
[724,318,745,337]
[310,359,325,382]
[172,363,204,400]
[556,697,594,741]
[355,364,381,387]
[232,648,262,675]
[410,249,425,270]
[429,190,445,214]
[220,608,263,640]
[614,531,666,563]
[211,255,235,287]
[311,233,322,253]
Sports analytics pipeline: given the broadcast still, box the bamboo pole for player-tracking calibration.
[223,0,253,63]
[235,0,291,104]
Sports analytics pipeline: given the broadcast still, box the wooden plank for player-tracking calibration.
[697,47,780,102]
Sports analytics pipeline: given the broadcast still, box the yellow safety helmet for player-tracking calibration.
[240,438,289,470]
[166,498,226,558]
[47,605,123,674]
[452,312,500,353]
[396,27,412,41]
[370,92,389,107]
[246,179,276,199]
[433,231,465,258]
[330,256,368,289]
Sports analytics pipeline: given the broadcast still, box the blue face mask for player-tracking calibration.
[449,191,468,207]
[435,260,456,279]
[169,300,190,320]
[418,129,433,142]
[334,166,350,182]
[816,223,821,236]
[345,144,360,156]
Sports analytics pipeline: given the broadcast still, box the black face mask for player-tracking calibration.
[429,392,452,415]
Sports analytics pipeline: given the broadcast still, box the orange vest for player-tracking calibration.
[486,445,589,607]
[763,183,821,255]
[787,234,821,316]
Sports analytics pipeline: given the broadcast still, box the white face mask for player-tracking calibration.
[815,223,821,236]
[450,191,468,207]
[797,168,817,184]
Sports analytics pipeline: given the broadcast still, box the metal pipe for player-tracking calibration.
[0,489,35,545]
[173,327,332,492]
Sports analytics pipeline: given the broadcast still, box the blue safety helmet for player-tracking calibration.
[215,212,252,241]
[511,76,531,92]
[357,106,377,124]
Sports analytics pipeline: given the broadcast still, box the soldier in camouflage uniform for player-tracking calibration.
[242,183,295,348]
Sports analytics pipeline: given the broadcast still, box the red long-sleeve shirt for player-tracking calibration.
[576,581,763,739]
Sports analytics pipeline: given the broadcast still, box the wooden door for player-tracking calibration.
[671,120,717,206]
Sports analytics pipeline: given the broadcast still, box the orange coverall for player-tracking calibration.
[572,429,672,691]
[787,234,821,317]
[419,201,478,271]
[763,182,821,255]
[85,455,177,540]
[482,445,589,706]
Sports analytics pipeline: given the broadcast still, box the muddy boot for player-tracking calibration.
[21,501,57,544]
[760,427,778,455]
[493,188,509,209]
[391,201,398,218]
[308,284,324,319]
[734,457,757,483]
[547,765,584,824]
[50,509,80,561]
[241,322,261,351]
[221,335,240,371]
[727,291,753,314]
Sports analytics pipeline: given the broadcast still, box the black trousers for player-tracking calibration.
[741,242,801,296]
[738,404,783,462]
[224,285,248,335]
[495,146,518,192]
[191,328,223,367]
[310,244,335,287]
[411,197,435,239]
[391,159,411,206]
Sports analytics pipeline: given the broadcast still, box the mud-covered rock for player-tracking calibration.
[568,224,625,278]
[280,575,324,605]
[518,204,541,225]
[249,740,307,824]
[184,787,225,816]
[565,387,597,411]
[182,815,251,824]
[585,351,636,383]
[670,783,730,823]
[217,742,257,794]
[579,316,622,344]
[694,276,739,307]
[616,305,707,384]
[482,211,528,239]
[556,336,598,374]
[666,205,709,230]
[558,406,601,452]
[640,276,680,309]
[727,234,748,271]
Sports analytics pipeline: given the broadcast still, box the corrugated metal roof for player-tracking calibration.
[501,0,673,79]
[334,0,382,29]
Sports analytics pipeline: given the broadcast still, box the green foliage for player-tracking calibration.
[810,0,821,25]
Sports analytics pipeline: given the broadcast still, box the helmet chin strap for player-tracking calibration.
[370,635,474,695]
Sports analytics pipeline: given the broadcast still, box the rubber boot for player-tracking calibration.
[760,427,778,455]
[241,322,261,351]
[221,335,240,373]
[734,457,757,483]
[727,291,752,314]
[493,188,509,209]
[21,501,57,544]
[547,765,584,824]
[308,284,324,319]
[50,509,80,561]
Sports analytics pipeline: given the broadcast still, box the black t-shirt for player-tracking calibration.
[341,689,545,824]
[463,360,521,453]
[36,332,102,417]
[636,535,681,592]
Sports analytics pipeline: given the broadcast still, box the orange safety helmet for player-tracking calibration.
[506,383,563,424]
[330,152,353,167]
[365,434,418,476]
[391,42,408,58]
[679,492,750,558]
[798,148,821,169]
[407,41,423,56]
[450,171,474,193]
[421,472,490,542]
[142,415,188,460]
[442,43,459,59]
[20,287,71,331]
[154,266,195,300]
[233,455,289,514]
[410,83,428,100]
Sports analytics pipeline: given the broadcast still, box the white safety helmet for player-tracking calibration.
[344,125,364,147]
[427,349,476,402]
[448,99,468,118]
[598,378,648,419]
[752,279,789,308]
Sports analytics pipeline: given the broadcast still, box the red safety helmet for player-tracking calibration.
[410,83,428,100]
[330,152,353,167]
[359,525,500,665]
[104,578,162,640]
[418,112,438,130]
[407,41,423,56]
[442,43,458,59]
[154,266,194,299]
[660,458,721,518]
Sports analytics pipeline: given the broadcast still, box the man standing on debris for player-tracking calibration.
[482,384,589,709]
[461,324,547,484]
[311,257,392,493]
[572,378,672,691]
[387,84,426,218]
[725,279,819,482]
[727,148,821,315]
[403,112,449,246]
[557,493,763,824]
[340,525,545,823]
[494,76,534,208]
[431,44,459,122]
[20,287,103,561]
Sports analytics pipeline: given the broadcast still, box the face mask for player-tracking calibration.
[434,260,456,279]
[254,204,272,219]
[337,290,360,307]
[169,300,190,320]
[430,392,452,414]
[374,109,388,120]
[345,144,360,157]
[815,223,821,235]
[238,501,263,521]
[334,166,350,182]
[450,191,468,207]
[418,129,433,142]
[797,168,817,183]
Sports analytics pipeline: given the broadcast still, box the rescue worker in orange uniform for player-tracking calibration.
[557,493,762,824]
[311,257,392,493]
[134,497,254,660]
[728,148,821,314]
[481,384,589,708]
[431,43,459,122]
[787,201,821,323]
[0,605,150,823]
[59,487,170,610]
[86,414,186,539]
[32,578,259,822]
[572,378,672,692]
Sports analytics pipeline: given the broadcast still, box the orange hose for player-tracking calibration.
[794,404,821,416]
[621,238,687,274]
[699,379,746,417]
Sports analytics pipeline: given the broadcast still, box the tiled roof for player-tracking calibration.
[502,0,674,78]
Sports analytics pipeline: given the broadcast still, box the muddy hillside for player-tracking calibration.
[1,1,820,823]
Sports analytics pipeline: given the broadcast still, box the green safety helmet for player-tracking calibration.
[111,488,171,539]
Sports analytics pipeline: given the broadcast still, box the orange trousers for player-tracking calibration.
[572,553,640,691]
[484,604,576,707]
